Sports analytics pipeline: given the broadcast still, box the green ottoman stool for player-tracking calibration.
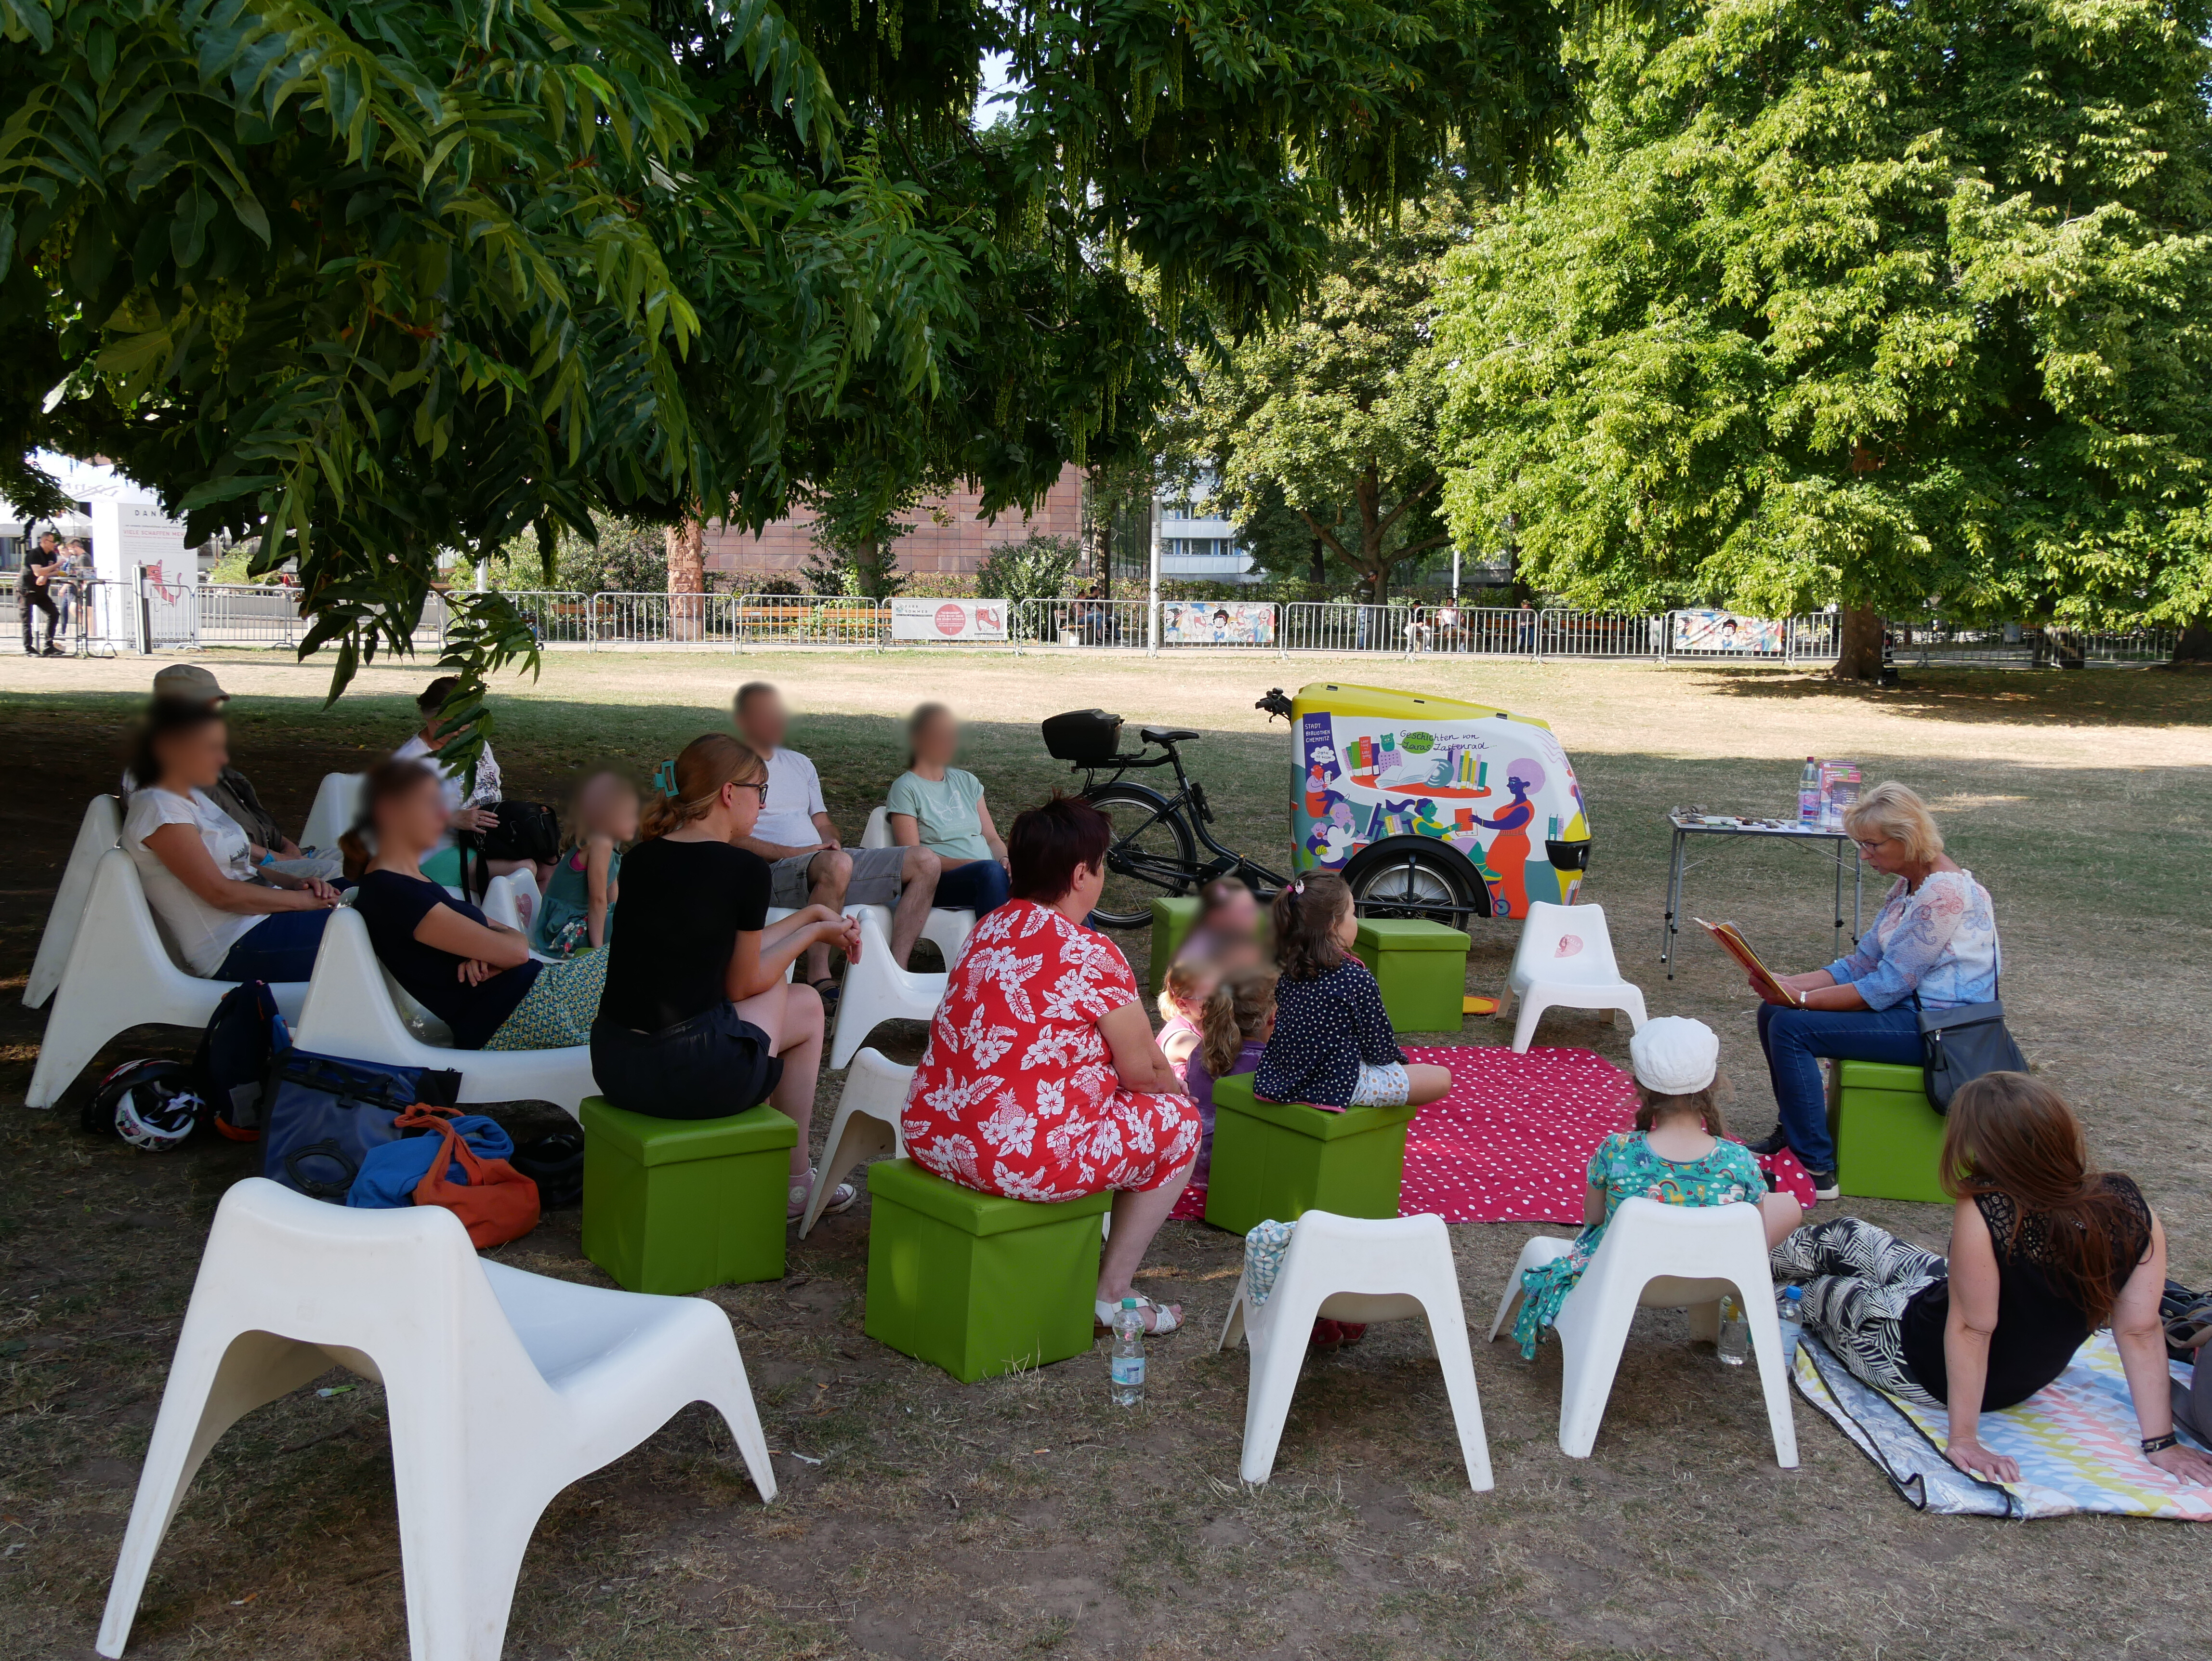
[1354,917,1472,1032]
[865,1158,1113,1383]
[1147,895,1203,995]
[579,1097,797,1294]
[1202,1072,1418,1237]
[1834,1061,1949,1204]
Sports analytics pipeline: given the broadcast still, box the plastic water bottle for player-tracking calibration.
[1716,1294,1749,1366]
[1109,1299,1146,1406]
[1798,756,1820,826]
[1776,1285,1805,1365]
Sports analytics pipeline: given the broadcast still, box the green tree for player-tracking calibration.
[1435,0,2212,676]
[4,0,1595,765]
[1197,195,1472,600]
[974,530,1080,603]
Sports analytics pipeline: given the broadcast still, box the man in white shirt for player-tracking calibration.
[733,683,943,994]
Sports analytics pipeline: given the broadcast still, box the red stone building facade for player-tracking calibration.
[700,465,1084,587]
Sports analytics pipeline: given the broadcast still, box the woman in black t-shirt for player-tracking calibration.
[345,760,608,1050]
[1774,1073,2212,1487]
[593,734,862,1220]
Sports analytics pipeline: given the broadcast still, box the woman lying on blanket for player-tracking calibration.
[1775,1072,2212,1487]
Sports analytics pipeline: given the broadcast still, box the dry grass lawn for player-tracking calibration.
[1,645,2208,1661]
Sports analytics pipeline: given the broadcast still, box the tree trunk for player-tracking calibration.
[1355,466,1384,601]
[1307,536,1326,590]
[2174,616,2212,663]
[665,516,705,641]
[1831,603,1884,681]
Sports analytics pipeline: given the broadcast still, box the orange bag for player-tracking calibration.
[394,1106,541,1248]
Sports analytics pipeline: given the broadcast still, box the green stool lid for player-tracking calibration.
[580,1098,797,1167]
[1837,1060,1929,1092]
[1151,896,1202,925]
[1210,1070,1421,1138]
[868,1157,1112,1236]
[1354,918,1471,951]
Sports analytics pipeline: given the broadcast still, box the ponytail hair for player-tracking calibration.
[1271,871,1352,980]
[640,735,764,840]
[339,757,440,879]
[1201,967,1278,1075]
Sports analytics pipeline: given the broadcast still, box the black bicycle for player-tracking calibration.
[1042,706,1287,930]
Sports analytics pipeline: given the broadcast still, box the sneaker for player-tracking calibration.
[1744,1127,1790,1158]
[1806,1169,1840,1201]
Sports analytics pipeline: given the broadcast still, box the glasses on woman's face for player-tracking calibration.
[1855,836,1889,855]
[740,781,770,804]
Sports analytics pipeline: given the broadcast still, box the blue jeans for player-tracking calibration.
[214,909,332,983]
[934,858,1009,917]
[1756,1002,1922,1173]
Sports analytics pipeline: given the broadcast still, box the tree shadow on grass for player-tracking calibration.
[1687,665,2212,727]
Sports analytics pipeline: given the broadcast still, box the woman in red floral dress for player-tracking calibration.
[904,795,1199,1333]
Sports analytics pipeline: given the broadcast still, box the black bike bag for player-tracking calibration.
[1043,709,1124,765]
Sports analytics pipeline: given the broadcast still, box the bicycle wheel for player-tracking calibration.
[1085,783,1199,929]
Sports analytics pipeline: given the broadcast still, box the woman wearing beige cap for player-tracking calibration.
[145,664,308,865]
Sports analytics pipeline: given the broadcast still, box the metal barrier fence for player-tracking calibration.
[2,579,131,656]
[5,581,2183,668]
[1407,605,1534,656]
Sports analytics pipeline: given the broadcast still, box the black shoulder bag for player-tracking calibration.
[1916,981,2028,1113]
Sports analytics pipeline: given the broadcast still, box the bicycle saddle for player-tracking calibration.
[1140,725,1201,746]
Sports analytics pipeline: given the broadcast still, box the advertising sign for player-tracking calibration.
[890,597,1009,642]
[1670,609,1785,656]
[1160,599,1275,646]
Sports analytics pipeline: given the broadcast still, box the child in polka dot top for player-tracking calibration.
[1253,873,1454,1111]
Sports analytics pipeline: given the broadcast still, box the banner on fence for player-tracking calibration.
[1670,609,1784,655]
[1160,599,1275,646]
[891,597,1009,642]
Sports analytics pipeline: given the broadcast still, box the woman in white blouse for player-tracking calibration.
[123,701,339,980]
[393,675,549,897]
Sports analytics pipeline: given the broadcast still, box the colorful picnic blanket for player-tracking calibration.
[1792,1331,2212,1520]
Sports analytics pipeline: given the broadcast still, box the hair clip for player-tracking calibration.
[1290,878,1305,895]
[651,760,679,799]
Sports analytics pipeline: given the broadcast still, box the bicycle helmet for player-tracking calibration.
[93,1060,204,1151]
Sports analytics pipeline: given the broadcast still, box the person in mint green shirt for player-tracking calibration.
[886,703,1010,917]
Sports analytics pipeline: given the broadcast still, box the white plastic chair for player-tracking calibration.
[828,906,948,1069]
[1486,1197,1797,1465]
[1498,900,1647,1053]
[299,770,365,855]
[291,907,599,1115]
[799,1047,913,1238]
[26,793,120,1008]
[26,850,309,1109]
[852,809,976,966]
[96,1178,775,1661]
[1217,1211,1493,1490]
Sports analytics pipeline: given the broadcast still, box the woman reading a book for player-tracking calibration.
[1746,782,1999,1200]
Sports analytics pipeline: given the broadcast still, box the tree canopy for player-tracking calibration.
[1197,193,1471,599]
[1433,0,2212,672]
[3,0,1591,757]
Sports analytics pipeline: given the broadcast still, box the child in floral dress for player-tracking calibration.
[1512,1017,1804,1358]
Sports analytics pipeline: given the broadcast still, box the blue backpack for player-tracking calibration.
[193,980,292,1142]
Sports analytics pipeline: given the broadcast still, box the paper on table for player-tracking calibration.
[1695,919,1800,1006]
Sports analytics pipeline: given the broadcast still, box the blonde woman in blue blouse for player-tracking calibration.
[1749,782,2000,1200]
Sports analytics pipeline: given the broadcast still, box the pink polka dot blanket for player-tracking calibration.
[1172,1044,1817,1224]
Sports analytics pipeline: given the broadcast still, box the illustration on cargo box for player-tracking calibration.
[1288,684,1590,922]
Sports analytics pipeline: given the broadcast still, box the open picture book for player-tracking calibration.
[1695,919,1801,1006]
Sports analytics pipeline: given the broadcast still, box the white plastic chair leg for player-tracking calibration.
[828,909,947,1069]
[1236,1281,1328,1484]
[1417,1294,1496,1492]
[1554,1295,1644,1458]
[98,1330,334,1656]
[799,1050,912,1238]
[1486,1236,1574,1342]
[1510,992,1554,1053]
[26,794,118,1009]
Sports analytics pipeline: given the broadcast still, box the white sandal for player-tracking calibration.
[1094,1293,1181,1335]
[788,1167,856,1222]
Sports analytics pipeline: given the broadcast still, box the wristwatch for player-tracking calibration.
[2142,1432,2179,1455]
